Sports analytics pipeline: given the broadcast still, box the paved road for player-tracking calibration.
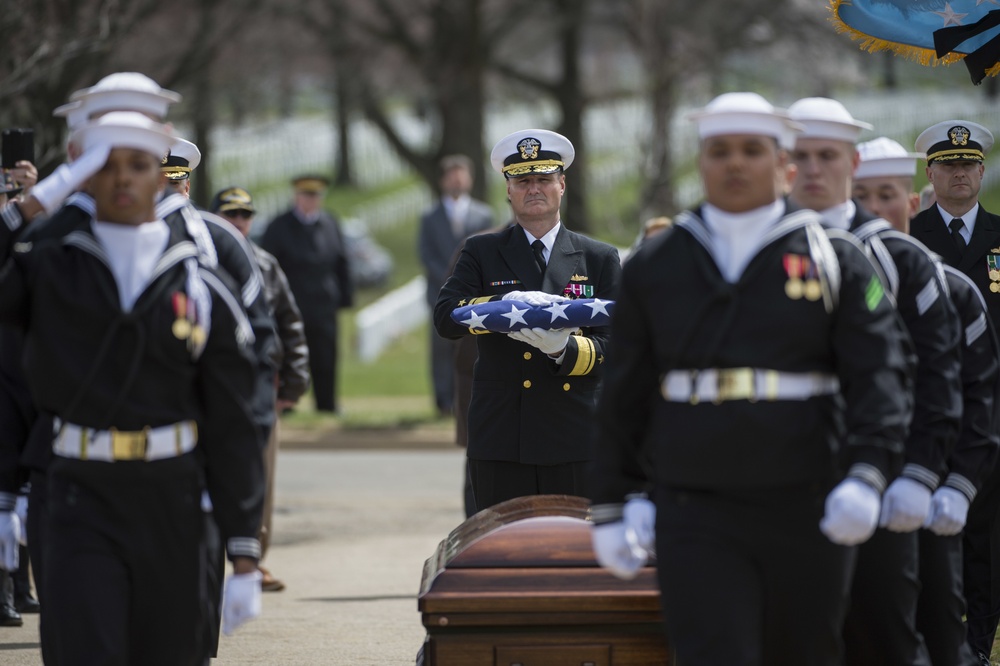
[0,447,468,665]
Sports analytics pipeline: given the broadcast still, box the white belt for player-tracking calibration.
[53,420,198,462]
[661,368,840,404]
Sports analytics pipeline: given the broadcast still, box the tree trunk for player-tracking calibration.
[554,0,588,232]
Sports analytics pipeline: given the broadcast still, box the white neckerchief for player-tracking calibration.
[702,199,785,283]
[443,194,471,237]
[937,202,979,244]
[92,220,170,311]
[523,222,562,265]
[818,199,856,231]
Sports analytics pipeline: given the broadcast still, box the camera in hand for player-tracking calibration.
[2,129,34,170]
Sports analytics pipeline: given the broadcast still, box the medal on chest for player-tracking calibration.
[783,254,821,302]
[989,252,1000,293]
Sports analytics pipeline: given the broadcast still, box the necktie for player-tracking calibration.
[949,218,967,252]
[531,239,547,275]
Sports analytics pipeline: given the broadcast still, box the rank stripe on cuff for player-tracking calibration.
[901,463,940,490]
[590,503,624,524]
[847,463,887,494]
[0,492,15,511]
[468,296,494,305]
[945,473,977,503]
[1,204,23,232]
[568,336,596,376]
[227,536,261,560]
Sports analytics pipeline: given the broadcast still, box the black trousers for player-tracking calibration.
[430,329,456,414]
[843,528,931,666]
[303,319,338,412]
[964,466,1000,658]
[916,530,975,666]
[654,485,855,666]
[467,458,588,512]
[43,455,208,666]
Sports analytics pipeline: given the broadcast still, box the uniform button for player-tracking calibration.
[523,380,532,389]
[563,383,570,391]
[523,352,532,361]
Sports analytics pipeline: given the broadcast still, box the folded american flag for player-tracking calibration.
[451,298,614,333]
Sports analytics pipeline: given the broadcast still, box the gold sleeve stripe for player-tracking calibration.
[468,296,494,304]
[568,337,596,376]
[470,329,491,335]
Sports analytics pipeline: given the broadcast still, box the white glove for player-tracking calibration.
[14,496,27,546]
[591,522,647,580]
[623,497,656,556]
[924,486,970,536]
[502,290,568,306]
[879,477,933,532]
[508,326,576,355]
[0,512,20,571]
[221,570,262,635]
[30,143,111,214]
[820,478,881,546]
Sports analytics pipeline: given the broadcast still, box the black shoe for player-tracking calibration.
[0,602,22,627]
[13,593,39,614]
[978,651,992,666]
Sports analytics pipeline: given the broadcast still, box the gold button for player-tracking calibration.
[523,380,532,389]
[523,352,532,360]
[563,383,570,391]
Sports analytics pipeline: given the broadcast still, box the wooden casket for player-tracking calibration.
[417,495,670,666]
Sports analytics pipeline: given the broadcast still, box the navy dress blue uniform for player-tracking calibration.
[845,210,963,666]
[0,192,264,664]
[916,265,1000,666]
[909,121,1000,659]
[434,223,620,510]
[591,202,912,665]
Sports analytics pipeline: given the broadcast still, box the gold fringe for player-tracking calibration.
[828,0,971,70]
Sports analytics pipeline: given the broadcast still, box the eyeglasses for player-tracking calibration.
[223,209,253,219]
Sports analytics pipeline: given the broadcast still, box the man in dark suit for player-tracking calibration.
[419,155,494,417]
[910,119,1000,665]
[434,129,621,512]
[261,175,353,413]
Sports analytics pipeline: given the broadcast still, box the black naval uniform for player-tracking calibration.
[0,192,278,660]
[917,264,1000,666]
[844,212,962,666]
[434,223,621,511]
[591,204,911,666]
[260,207,353,412]
[911,203,1000,658]
[0,201,264,666]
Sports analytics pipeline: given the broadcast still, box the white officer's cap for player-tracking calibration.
[787,97,873,143]
[686,92,801,150]
[490,129,575,178]
[915,120,994,164]
[162,138,201,181]
[854,137,924,180]
[70,111,174,159]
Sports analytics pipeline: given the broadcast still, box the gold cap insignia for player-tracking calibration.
[949,126,970,146]
[517,137,540,160]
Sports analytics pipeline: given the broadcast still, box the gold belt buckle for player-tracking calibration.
[111,427,149,461]
[716,368,755,404]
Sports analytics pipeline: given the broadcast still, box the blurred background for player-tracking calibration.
[2,0,997,428]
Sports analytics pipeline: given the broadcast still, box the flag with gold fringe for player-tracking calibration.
[830,0,1000,84]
